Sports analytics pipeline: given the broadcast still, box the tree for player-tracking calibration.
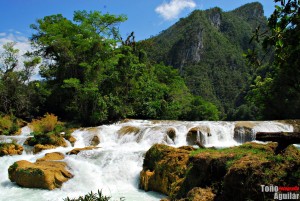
[30,11,198,125]
[0,42,40,117]
[246,0,300,119]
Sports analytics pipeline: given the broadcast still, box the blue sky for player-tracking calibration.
[0,0,277,53]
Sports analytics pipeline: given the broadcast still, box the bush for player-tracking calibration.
[27,113,70,147]
[0,115,20,135]
[29,113,58,133]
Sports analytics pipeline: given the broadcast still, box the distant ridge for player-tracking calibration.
[138,2,268,119]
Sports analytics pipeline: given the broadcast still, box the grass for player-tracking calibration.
[190,142,280,169]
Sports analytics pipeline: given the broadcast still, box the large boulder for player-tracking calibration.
[139,144,192,197]
[140,142,300,201]
[0,143,23,156]
[8,152,73,190]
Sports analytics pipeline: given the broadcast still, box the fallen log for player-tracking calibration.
[256,132,300,154]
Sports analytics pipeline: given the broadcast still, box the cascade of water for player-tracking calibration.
[0,120,295,201]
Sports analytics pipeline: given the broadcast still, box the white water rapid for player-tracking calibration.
[0,120,295,201]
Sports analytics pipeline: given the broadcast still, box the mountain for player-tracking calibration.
[138,2,268,119]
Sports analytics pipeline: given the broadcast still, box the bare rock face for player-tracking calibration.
[66,146,99,155]
[0,143,23,156]
[8,152,72,190]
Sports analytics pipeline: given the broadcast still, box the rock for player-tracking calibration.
[139,144,191,197]
[179,187,215,201]
[36,152,65,161]
[186,126,210,145]
[166,128,176,142]
[33,144,57,154]
[8,159,73,190]
[66,146,99,155]
[0,143,23,156]
[140,142,300,200]
[233,121,255,143]
[117,126,140,137]
[65,135,76,146]
[90,135,100,146]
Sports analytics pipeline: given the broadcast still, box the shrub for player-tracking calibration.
[29,113,58,133]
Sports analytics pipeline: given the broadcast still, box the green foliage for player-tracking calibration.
[0,114,20,135]
[139,3,267,120]
[63,190,125,201]
[0,42,41,118]
[27,114,69,146]
[245,0,300,119]
[29,10,199,125]
[185,96,219,121]
[18,168,44,176]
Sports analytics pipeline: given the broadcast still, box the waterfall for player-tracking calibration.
[0,120,295,201]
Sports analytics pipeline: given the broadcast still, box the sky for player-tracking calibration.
[0,0,277,54]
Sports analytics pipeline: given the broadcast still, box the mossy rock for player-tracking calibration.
[8,160,73,190]
[141,142,300,200]
[140,144,192,197]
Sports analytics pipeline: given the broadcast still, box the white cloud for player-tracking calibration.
[0,32,40,80]
[0,33,31,55]
[155,0,196,21]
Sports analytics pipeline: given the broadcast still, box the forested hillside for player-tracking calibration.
[138,2,268,119]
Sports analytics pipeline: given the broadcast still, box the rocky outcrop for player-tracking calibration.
[8,152,73,190]
[139,144,192,197]
[0,143,23,156]
[66,146,99,155]
[140,142,300,200]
